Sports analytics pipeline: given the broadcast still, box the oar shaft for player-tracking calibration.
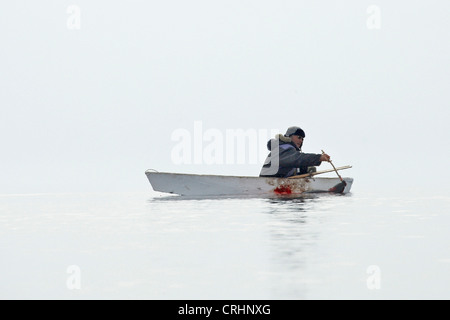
[287,165,352,179]
[322,150,344,182]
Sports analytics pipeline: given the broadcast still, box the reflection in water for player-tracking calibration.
[263,194,340,298]
[149,191,344,202]
[146,191,352,299]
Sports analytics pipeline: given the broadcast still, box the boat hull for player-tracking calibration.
[145,171,353,196]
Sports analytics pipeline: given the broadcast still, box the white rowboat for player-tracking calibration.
[145,170,354,196]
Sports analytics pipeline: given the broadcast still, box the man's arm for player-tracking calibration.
[279,149,323,168]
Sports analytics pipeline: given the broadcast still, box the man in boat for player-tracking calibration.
[259,126,331,178]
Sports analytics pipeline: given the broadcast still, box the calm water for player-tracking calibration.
[1,189,450,299]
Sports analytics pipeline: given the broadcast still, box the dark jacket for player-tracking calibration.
[259,134,322,177]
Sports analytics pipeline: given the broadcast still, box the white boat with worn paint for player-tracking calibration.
[145,168,353,196]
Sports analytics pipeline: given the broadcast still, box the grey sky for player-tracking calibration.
[1,1,449,194]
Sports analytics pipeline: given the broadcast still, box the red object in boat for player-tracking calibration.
[274,185,292,194]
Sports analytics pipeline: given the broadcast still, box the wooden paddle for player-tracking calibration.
[287,165,352,179]
[321,149,347,193]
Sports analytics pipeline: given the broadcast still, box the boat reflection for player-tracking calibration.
[145,190,352,299]
[262,193,345,298]
[149,191,350,202]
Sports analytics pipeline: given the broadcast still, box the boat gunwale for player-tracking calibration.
[145,170,353,181]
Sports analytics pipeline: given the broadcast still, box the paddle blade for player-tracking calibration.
[328,181,347,193]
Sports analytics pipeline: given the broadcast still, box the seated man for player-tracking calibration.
[259,126,330,178]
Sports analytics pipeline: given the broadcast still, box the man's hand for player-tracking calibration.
[320,153,331,162]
